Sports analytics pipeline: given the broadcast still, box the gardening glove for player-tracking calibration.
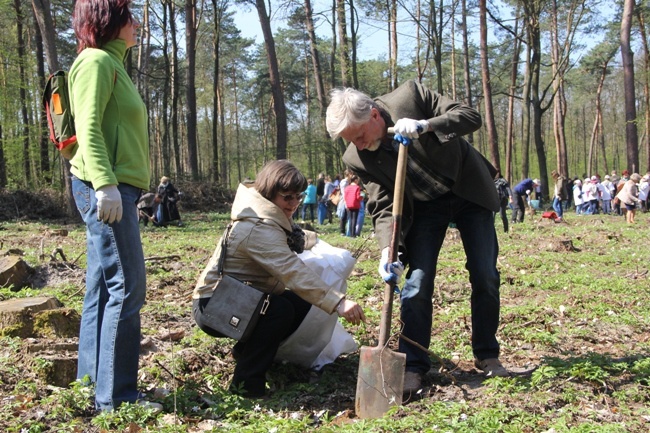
[378,247,404,285]
[393,118,429,139]
[96,185,123,224]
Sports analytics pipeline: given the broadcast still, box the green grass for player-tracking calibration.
[1,210,650,431]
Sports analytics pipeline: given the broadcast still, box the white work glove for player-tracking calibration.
[378,247,404,284]
[96,185,123,224]
[393,118,429,139]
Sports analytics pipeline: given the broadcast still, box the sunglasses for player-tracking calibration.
[279,192,305,202]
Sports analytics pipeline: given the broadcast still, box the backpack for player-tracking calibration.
[42,70,77,159]
[494,178,509,202]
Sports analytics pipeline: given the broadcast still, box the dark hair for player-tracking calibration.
[255,160,307,201]
[73,0,132,52]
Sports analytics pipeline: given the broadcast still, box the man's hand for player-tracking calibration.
[96,185,123,224]
[378,247,404,284]
[393,118,429,139]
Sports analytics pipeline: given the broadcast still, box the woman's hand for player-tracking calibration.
[337,299,366,325]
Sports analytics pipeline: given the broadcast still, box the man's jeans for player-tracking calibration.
[552,196,564,218]
[72,177,146,411]
[400,194,501,374]
[511,194,526,223]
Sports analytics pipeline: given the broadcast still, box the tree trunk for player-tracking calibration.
[621,0,639,172]
[33,9,50,184]
[304,0,334,176]
[336,0,350,87]
[550,0,565,177]
[349,0,359,89]
[161,0,171,178]
[185,0,199,179]
[479,0,500,171]
[505,9,521,183]
[256,0,288,159]
[15,0,31,185]
[461,0,474,144]
[168,0,181,176]
[212,0,225,183]
[390,0,398,89]
[637,6,650,172]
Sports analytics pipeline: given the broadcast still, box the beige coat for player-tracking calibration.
[193,184,343,315]
[616,179,640,206]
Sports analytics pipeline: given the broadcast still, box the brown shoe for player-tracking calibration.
[474,358,510,377]
[403,371,423,394]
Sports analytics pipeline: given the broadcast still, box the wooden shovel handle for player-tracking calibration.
[378,129,408,347]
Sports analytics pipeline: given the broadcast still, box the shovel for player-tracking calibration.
[355,127,408,419]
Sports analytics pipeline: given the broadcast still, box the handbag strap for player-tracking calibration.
[216,223,234,277]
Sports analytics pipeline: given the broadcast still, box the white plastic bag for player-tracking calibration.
[275,240,358,369]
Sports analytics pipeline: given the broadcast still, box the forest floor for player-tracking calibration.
[0,194,649,432]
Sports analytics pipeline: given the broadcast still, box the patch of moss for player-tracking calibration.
[33,308,80,338]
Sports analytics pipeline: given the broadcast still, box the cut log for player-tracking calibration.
[0,255,34,290]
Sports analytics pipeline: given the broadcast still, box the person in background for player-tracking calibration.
[597,175,613,215]
[356,185,368,236]
[301,178,317,223]
[316,172,325,202]
[337,170,352,235]
[600,175,615,215]
[193,160,365,397]
[551,170,567,221]
[137,192,161,227]
[316,173,327,224]
[343,175,362,237]
[638,175,649,212]
[511,178,539,223]
[68,0,160,412]
[320,175,336,225]
[326,81,508,396]
[157,176,183,226]
[572,179,584,215]
[614,170,630,216]
[494,173,512,233]
[616,173,641,224]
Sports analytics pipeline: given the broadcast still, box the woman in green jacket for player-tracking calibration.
[69,0,157,412]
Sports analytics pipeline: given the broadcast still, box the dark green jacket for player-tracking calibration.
[343,80,499,253]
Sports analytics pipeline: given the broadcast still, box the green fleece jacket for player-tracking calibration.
[68,39,150,191]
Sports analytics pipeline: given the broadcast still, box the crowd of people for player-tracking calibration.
[496,169,649,226]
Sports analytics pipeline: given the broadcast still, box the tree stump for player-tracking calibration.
[0,297,62,338]
[0,255,34,291]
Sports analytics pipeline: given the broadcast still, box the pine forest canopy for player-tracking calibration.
[3,0,649,201]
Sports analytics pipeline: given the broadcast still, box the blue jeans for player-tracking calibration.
[601,199,611,214]
[301,203,315,222]
[317,201,327,224]
[399,194,501,374]
[72,177,146,411]
[552,196,564,218]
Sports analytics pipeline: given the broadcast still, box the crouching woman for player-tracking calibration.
[192,160,366,397]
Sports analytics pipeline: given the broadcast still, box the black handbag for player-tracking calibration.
[200,224,270,342]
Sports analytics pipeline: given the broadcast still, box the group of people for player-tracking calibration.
[571,170,647,223]
[299,171,368,238]
[492,168,649,229]
[70,0,508,411]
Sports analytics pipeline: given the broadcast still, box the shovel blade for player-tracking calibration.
[355,345,406,419]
